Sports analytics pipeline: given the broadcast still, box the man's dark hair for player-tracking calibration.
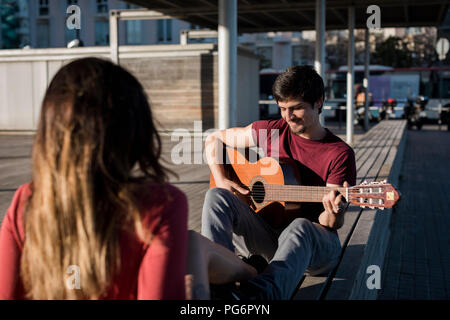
[272,65,325,114]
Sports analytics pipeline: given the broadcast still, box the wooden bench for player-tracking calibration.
[292,119,407,300]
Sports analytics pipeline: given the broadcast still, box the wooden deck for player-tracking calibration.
[161,120,407,300]
[293,120,407,300]
[0,123,373,232]
[0,121,379,239]
[160,121,378,234]
[0,120,404,301]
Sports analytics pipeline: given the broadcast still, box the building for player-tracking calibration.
[0,0,192,48]
[239,31,315,71]
[0,1,448,69]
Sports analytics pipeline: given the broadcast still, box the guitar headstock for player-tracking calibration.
[348,180,401,210]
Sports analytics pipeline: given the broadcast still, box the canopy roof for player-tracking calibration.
[126,0,449,32]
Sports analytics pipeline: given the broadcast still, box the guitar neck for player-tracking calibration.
[260,185,348,203]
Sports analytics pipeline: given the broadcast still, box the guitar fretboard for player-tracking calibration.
[251,184,348,203]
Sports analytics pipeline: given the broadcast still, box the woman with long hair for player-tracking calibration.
[0,57,256,300]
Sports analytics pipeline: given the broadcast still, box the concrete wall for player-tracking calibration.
[237,49,260,127]
[0,44,259,131]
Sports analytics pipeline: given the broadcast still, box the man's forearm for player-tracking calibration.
[205,132,226,183]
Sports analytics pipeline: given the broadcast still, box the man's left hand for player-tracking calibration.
[322,181,349,215]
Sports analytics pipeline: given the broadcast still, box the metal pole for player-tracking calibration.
[346,6,355,145]
[109,10,119,64]
[315,0,326,126]
[439,58,443,130]
[364,28,370,131]
[218,0,237,129]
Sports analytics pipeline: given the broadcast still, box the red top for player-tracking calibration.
[252,119,356,224]
[0,182,188,300]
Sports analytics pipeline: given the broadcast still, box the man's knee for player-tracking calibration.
[289,218,314,232]
[281,218,314,243]
[204,187,234,205]
[202,187,236,223]
[203,188,238,213]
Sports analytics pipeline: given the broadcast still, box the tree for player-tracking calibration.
[0,0,20,49]
[411,29,438,67]
[372,36,413,67]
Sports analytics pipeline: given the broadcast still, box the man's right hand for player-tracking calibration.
[215,177,250,195]
[205,124,255,197]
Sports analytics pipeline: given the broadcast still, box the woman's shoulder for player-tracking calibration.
[5,183,33,219]
[137,182,186,204]
[1,183,33,248]
[135,182,188,218]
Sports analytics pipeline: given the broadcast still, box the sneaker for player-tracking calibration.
[240,254,268,274]
[209,283,241,300]
[233,280,263,300]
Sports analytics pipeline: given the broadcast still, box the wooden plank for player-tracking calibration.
[355,125,392,176]
[294,123,390,298]
[324,122,403,299]
[356,122,400,183]
[0,191,15,223]
[175,182,209,233]
[354,124,390,162]
[293,121,397,299]
[324,121,406,300]
[0,134,33,223]
[347,121,407,299]
[0,121,407,301]
[293,120,406,300]
[315,124,398,298]
[293,206,361,299]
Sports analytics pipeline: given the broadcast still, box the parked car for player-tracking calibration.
[440,104,450,131]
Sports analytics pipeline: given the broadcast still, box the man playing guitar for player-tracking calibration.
[202,65,356,300]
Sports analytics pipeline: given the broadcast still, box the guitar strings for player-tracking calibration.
[248,185,384,193]
[247,185,386,201]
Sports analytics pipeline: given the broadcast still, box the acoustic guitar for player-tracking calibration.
[209,145,401,227]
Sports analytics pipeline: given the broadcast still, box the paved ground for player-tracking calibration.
[378,124,450,299]
[0,134,33,221]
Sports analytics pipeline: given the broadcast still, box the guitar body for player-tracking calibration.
[210,146,303,227]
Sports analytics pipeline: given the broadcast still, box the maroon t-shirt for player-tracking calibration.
[252,118,356,225]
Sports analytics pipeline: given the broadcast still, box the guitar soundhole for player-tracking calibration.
[251,181,265,204]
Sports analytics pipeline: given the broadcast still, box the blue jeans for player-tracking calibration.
[201,188,341,300]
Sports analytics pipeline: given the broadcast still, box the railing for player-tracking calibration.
[180,29,218,45]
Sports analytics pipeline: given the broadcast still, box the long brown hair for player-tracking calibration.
[21,57,169,299]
